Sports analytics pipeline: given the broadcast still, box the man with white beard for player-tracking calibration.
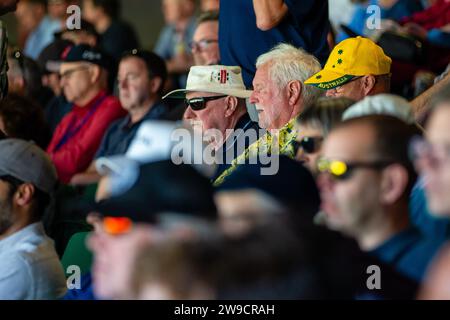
[214,43,322,186]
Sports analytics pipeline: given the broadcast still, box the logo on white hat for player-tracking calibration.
[213,69,230,84]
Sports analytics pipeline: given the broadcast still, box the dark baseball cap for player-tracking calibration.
[92,160,217,224]
[37,39,74,74]
[0,139,58,194]
[63,44,114,70]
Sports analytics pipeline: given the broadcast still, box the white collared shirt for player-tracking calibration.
[0,223,67,300]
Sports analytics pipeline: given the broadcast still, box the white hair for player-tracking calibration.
[256,43,323,107]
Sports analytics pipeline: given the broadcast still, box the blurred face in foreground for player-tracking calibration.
[415,104,450,216]
[215,189,285,237]
[317,124,384,236]
[87,218,159,299]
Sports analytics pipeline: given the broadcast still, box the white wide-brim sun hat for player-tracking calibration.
[163,65,253,99]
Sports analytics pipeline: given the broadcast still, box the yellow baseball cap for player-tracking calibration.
[304,37,392,90]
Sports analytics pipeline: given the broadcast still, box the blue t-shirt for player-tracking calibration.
[24,16,62,60]
[212,113,261,181]
[95,102,168,159]
[369,227,444,282]
[219,0,330,87]
[154,19,197,89]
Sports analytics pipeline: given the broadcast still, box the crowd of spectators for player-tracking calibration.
[0,0,448,301]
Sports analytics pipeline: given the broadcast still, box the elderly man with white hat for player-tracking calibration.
[163,65,260,180]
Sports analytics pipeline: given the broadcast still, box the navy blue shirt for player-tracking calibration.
[369,227,444,282]
[219,0,330,87]
[95,102,168,159]
[212,113,261,181]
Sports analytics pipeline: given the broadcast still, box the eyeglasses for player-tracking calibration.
[189,39,218,52]
[185,95,227,111]
[60,65,91,79]
[103,217,133,235]
[317,158,393,181]
[410,136,450,170]
[293,136,323,155]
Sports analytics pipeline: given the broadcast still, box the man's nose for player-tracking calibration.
[317,172,334,192]
[118,78,129,90]
[183,106,195,120]
[249,91,258,104]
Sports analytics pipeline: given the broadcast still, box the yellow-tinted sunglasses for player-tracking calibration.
[317,158,393,181]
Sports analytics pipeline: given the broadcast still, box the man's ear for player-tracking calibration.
[286,80,302,106]
[89,65,101,83]
[224,96,238,118]
[149,76,163,95]
[362,75,377,96]
[15,184,35,207]
[379,164,409,205]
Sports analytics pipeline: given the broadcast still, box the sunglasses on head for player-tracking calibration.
[293,136,323,155]
[185,95,227,111]
[317,158,393,181]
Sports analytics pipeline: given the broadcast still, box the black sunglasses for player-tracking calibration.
[293,136,324,155]
[185,95,227,111]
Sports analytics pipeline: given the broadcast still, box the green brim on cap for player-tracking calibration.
[306,74,356,90]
